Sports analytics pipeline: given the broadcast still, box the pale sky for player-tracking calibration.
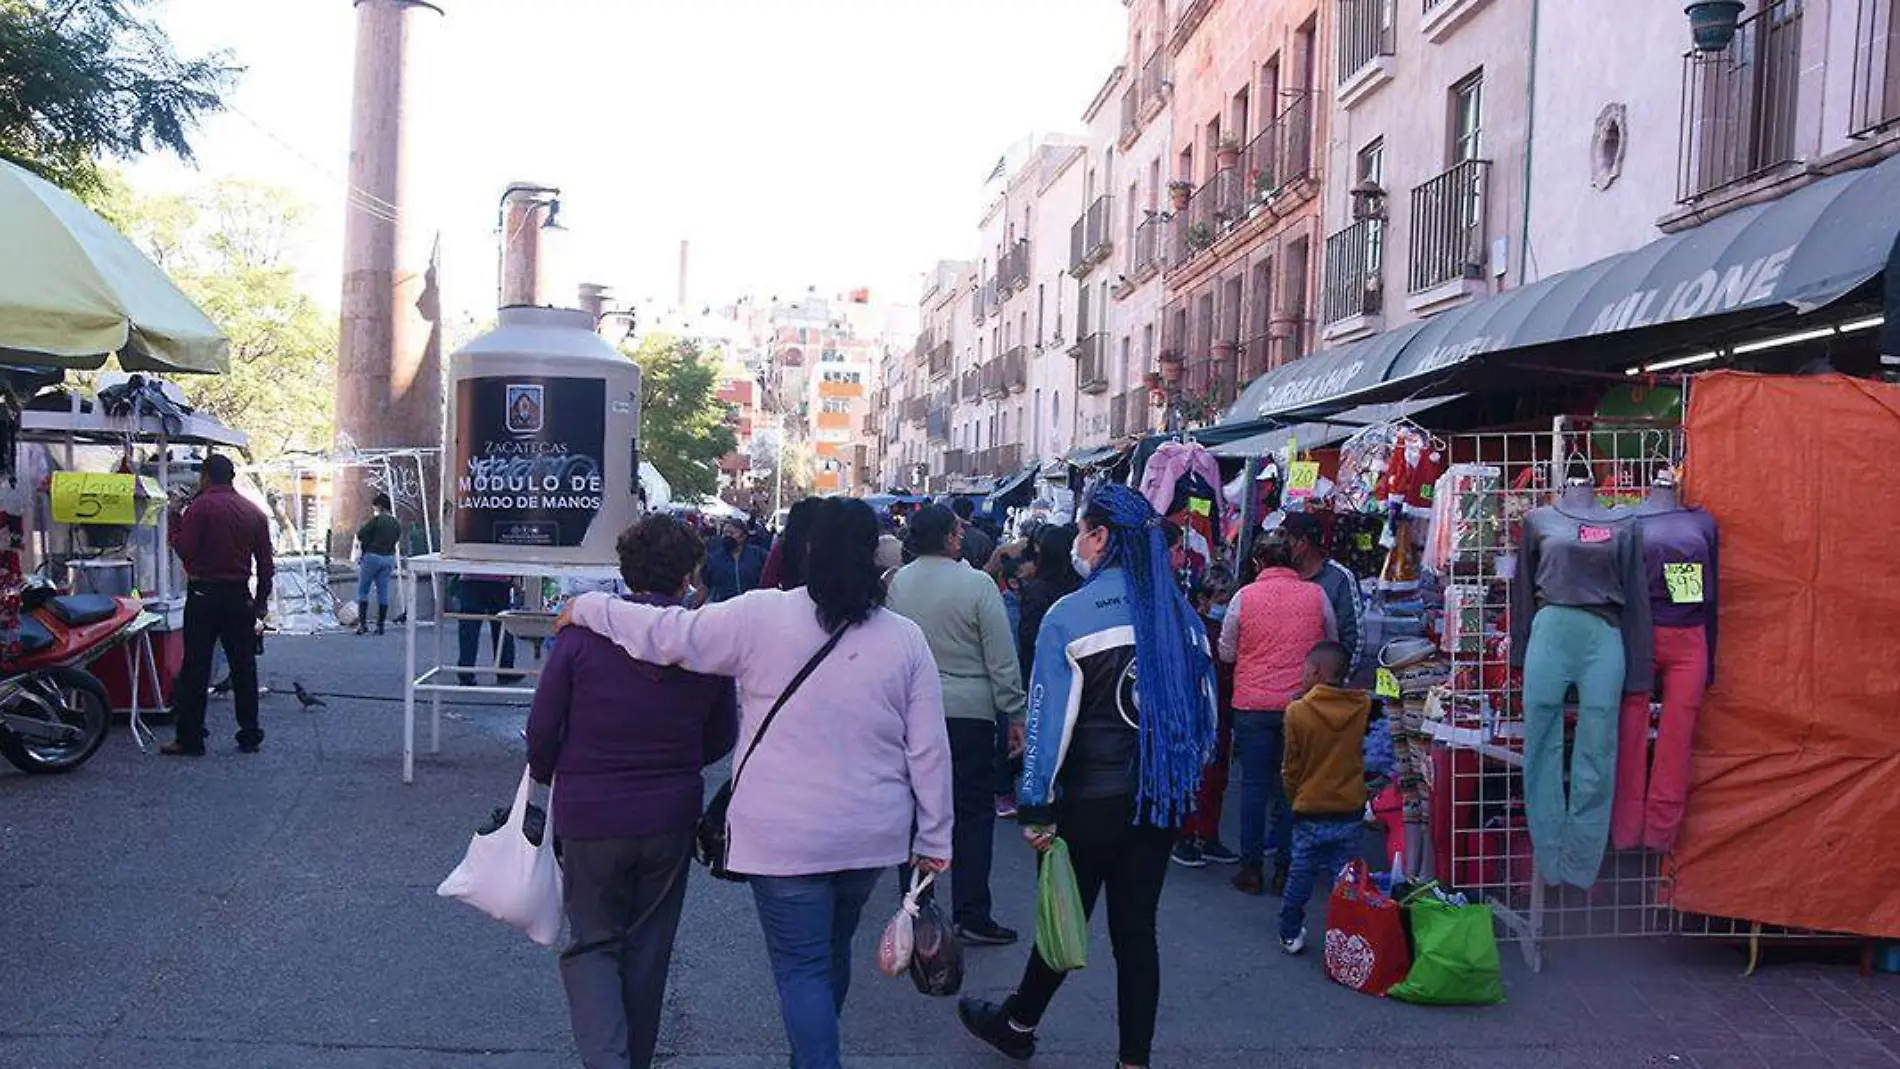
[128,0,1125,322]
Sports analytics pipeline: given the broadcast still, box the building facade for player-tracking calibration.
[1161,0,1328,421]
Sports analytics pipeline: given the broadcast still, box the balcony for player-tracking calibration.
[1678,0,1803,202]
[927,341,952,379]
[970,283,987,324]
[1321,219,1384,326]
[986,275,1003,318]
[1069,195,1113,276]
[991,443,1024,475]
[1852,0,1900,137]
[1246,92,1315,204]
[905,396,928,426]
[1075,333,1110,394]
[961,367,981,401]
[1069,285,1095,354]
[940,449,967,478]
[1002,240,1032,293]
[1168,169,1245,271]
[1132,216,1161,280]
[1408,158,1490,293]
[980,361,1004,400]
[1120,82,1142,146]
[927,405,949,443]
[1337,0,1396,104]
[1002,346,1028,394]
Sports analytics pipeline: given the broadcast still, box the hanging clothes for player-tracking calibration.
[1138,440,1226,519]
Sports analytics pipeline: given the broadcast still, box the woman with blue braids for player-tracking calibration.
[959,483,1216,1069]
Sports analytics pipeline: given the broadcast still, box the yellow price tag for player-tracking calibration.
[1188,497,1211,516]
[51,472,143,526]
[1376,667,1401,699]
[1354,532,1375,551]
[1286,461,1321,499]
[1663,562,1704,604]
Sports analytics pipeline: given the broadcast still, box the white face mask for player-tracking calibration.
[1070,536,1095,579]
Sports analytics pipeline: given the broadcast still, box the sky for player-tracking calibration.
[127,0,1126,323]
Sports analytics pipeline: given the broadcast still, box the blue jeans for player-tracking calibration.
[455,580,517,684]
[355,552,396,606]
[1278,819,1363,941]
[750,868,882,1069]
[1234,710,1292,868]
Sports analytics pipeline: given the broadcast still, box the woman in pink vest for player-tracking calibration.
[1217,529,1336,896]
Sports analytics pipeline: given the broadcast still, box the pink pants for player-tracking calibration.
[1613,624,1709,853]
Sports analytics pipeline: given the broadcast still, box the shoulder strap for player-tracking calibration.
[729,622,849,790]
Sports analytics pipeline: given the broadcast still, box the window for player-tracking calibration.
[1359,138,1386,275]
[1451,70,1484,163]
[1036,283,1046,344]
[1146,159,1160,211]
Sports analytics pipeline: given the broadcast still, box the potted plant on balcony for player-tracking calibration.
[1185,221,1214,251]
[1684,1,1744,52]
[1215,135,1242,171]
[1168,180,1194,212]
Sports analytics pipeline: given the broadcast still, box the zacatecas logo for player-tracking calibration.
[505,384,544,434]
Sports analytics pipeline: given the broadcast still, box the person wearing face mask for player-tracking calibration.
[702,519,767,604]
[960,484,1217,1069]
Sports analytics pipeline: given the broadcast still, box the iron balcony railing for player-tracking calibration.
[1170,169,1244,269]
[1678,0,1803,201]
[1247,91,1315,202]
[1071,285,1096,353]
[1423,0,1452,10]
[981,360,1005,399]
[1110,392,1130,438]
[992,443,1024,474]
[1321,218,1384,324]
[1002,240,1032,292]
[1338,0,1396,85]
[927,405,949,442]
[1120,83,1142,144]
[906,396,928,425]
[1408,158,1490,292]
[1075,334,1109,393]
[1141,51,1166,114]
[1070,195,1114,276]
[941,449,967,477]
[928,341,953,379]
[1002,346,1028,393]
[961,367,981,401]
[1132,215,1160,277]
[1852,0,1900,137]
[970,283,986,324]
[986,275,1003,317]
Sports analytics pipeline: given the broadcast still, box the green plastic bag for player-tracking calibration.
[1035,838,1088,972]
[1388,885,1506,1005]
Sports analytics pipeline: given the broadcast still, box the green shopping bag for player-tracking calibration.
[1388,884,1506,1005]
[1035,838,1088,972]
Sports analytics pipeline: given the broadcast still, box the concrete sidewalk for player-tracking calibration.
[0,629,1892,1068]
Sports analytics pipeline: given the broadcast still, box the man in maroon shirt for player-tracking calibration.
[162,454,275,756]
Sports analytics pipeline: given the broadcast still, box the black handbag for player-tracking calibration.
[696,623,849,882]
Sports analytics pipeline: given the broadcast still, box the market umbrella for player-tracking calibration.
[0,159,228,373]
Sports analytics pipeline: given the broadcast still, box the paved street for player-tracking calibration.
[0,629,1893,1069]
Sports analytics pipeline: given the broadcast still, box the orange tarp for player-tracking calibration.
[1676,371,1900,937]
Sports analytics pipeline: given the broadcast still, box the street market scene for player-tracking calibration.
[1,2,1898,1068]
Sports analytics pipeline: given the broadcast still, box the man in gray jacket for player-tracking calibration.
[1282,512,1365,682]
[887,505,1026,945]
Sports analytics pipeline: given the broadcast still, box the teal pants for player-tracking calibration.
[1521,606,1624,889]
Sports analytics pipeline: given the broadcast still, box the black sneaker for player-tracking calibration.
[956,919,1019,946]
[958,997,1035,1061]
[1200,838,1242,864]
[1171,839,1207,868]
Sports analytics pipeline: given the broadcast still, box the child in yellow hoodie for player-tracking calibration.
[1278,641,1371,954]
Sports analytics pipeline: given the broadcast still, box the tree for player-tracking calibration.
[742,427,813,515]
[112,179,337,458]
[626,335,739,502]
[0,0,236,197]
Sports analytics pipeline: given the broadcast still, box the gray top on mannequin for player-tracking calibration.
[1637,468,1681,515]
[1510,475,1655,692]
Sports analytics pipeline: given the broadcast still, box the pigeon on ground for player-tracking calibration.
[293,682,327,710]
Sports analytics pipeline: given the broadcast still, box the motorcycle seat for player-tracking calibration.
[47,595,119,628]
[18,617,54,654]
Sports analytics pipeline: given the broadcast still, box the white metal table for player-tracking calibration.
[398,554,620,782]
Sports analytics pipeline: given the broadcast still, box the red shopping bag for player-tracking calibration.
[1323,859,1412,996]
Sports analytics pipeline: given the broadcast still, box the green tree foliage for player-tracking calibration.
[0,0,237,197]
[112,179,336,459]
[626,335,739,502]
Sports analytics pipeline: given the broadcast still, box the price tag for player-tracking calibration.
[1286,461,1320,500]
[1375,667,1401,699]
[51,472,142,526]
[1663,562,1704,604]
[1354,532,1375,551]
[1188,497,1211,516]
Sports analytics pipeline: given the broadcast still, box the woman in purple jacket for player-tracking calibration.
[526,514,739,1069]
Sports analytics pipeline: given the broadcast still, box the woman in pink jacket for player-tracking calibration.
[1218,529,1336,895]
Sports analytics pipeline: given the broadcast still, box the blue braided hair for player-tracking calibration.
[1080,483,1217,826]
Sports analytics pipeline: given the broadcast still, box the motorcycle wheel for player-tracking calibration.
[0,667,112,774]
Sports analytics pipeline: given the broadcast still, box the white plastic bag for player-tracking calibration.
[437,767,565,947]
[877,871,933,977]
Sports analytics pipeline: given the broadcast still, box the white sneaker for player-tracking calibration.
[1280,928,1307,955]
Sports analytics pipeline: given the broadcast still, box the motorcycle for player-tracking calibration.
[0,583,156,774]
